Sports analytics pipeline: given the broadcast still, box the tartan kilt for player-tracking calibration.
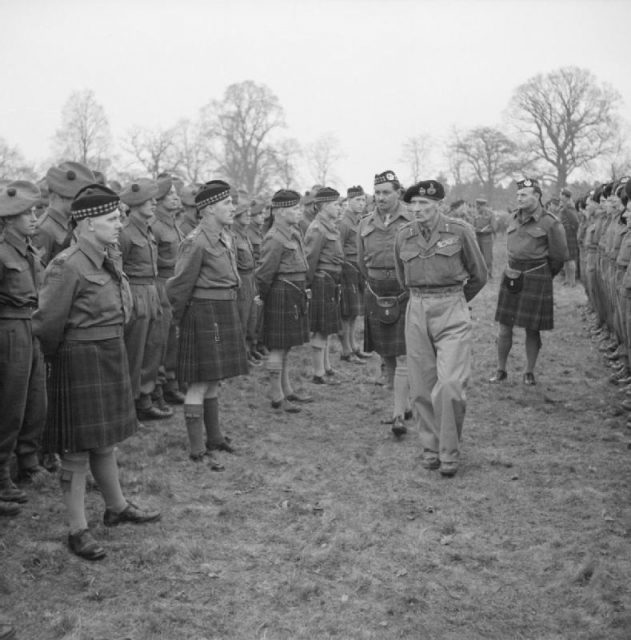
[44,336,137,454]
[177,298,248,383]
[340,262,364,319]
[310,273,342,336]
[364,278,407,357]
[236,271,258,340]
[495,261,554,330]
[263,280,310,350]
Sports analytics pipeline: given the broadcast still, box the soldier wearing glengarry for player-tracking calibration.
[357,170,413,437]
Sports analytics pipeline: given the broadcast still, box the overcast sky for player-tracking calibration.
[1,0,629,189]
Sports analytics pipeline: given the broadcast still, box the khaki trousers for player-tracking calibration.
[405,291,471,463]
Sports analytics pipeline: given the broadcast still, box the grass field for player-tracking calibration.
[2,239,630,639]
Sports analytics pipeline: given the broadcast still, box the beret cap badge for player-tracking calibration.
[7,188,16,197]
[66,170,76,180]
[427,184,436,195]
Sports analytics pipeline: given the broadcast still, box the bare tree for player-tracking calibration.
[53,89,112,172]
[601,121,631,181]
[0,138,36,181]
[271,138,302,190]
[450,127,520,202]
[400,134,432,183]
[173,118,215,183]
[508,66,621,188]
[306,133,344,186]
[123,125,181,178]
[201,80,285,194]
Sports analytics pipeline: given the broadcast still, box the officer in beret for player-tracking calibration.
[304,187,345,383]
[119,179,172,421]
[0,181,48,517]
[33,161,95,265]
[152,174,186,406]
[33,184,160,561]
[177,184,201,237]
[490,178,568,385]
[232,202,262,365]
[358,170,413,436]
[255,189,311,412]
[338,185,370,364]
[167,180,248,467]
[559,187,580,287]
[472,197,495,277]
[395,180,487,476]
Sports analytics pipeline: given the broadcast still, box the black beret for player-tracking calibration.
[195,180,231,210]
[347,185,365,198]
[374,170,399,186]
[271,189,301,209]
[314,187,340,203]
[71,184,120,220]
[403,180,445,203]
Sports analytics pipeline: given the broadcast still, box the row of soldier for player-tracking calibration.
[2,161,572,563]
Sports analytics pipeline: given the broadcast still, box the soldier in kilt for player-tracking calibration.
[255,190,311,413]
[232,202,261,365]
[490,178,568,386]
[33,184,161,561]
[0,181,48,517]
[338,185,370,364]
[304,187,345,384]
[167,181,248,468]
[358,171,413,436]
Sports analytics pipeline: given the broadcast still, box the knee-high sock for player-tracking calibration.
[60,452,89,534]
[184,403,205,456]
[89,447,127,513]
[525,330,542,373]
[280,350,293,396]
[393,357,409,418]
[497,325,513,370]
[203,398,224,446]
[311,345,325,378]
[267,349,284,401]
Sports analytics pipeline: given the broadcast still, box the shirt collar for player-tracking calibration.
[3,226,29,256]
[518,204,543,224]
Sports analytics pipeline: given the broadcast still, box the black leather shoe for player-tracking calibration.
[271,398,301,413]
[420,451,440,470]
[353,349,371,359]
[137,404,173,421]
[103,501,161,527]
[190,451,224,471]
[207,440,236,453]
[440,461,458,477]
[489,370,508,383]
[17,465,49,484]
[68,529,106,561]
[391,416,407,437]
[325,368,336,377]
[0,501,20,517]
[404,409,413,420]
[523,372,536,386]
[163,387,186,404]
[286,392,314,403]
[0,482,27,504]
[312,375,341,386]
[340,353,366,365]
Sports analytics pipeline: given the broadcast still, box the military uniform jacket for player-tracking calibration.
[255,219,308,299]
[33,236,130,357]
[232,224,256,272]
[152,209,183,279]
[304,215,344,284]
[119,214,159,281]
[32,207,71,265]
[177,209,199,239]
[472,207,494,234]
[357,202,413,279]
[338,210,362,264]
[0,226,42,316]
[167,215,240,324]
[506,205,568,276]
[247,222,264,263]
[394,214,487,302]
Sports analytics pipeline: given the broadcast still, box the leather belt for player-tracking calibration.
[368,268,396,280]
[275,273,306,282]
[128,276,157,285]
[192,288,237,300]
[65,325,123,340]
[0,305,36,319]
[410,285,462,296]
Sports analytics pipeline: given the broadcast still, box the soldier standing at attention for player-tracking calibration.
[304,187,345,384]
[255,190,312,412]
[0,182,48,518]
[358,170,413,437]
[558,188,580,287]
[152,174,186,406]
[119,179,172,421]
[490,178,568,385]
[472,197,495,277]
[33,184,161,561]
[338,185,370,364]
[394,180,487,477]
[167,181,248,467]
[33,161,95,265]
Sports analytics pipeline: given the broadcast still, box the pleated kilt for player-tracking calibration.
[177,298,248,383]
[495,259,554,330]
[340,262,364,319]
[310,272,342,336]
[364,278,407,357]
[236,270,258,341]
[44,335,137,454]
[263,279,310,350]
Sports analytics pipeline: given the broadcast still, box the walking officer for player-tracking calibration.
[394,180,487,477]
[0,181,48,516]
[472,197,495,277]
